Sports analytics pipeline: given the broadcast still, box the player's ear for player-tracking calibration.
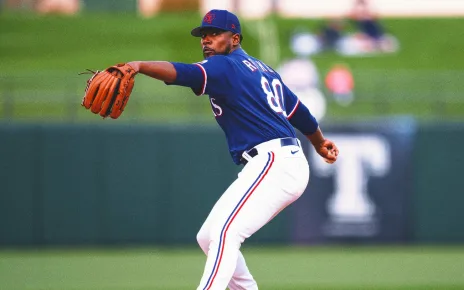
[232,33,241,45]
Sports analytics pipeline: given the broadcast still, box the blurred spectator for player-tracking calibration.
[138,0,162,18]
[289,28,322,56]
[325,64,354,106]
[138,0,198,18]
[278,30,327,120]
[350,0,384,43]
[36,0,80,15]
[278,58,327,121]
[347,0,398,53]
[318,18,345,51]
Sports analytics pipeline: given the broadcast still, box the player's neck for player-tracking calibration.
[229,45,241,54]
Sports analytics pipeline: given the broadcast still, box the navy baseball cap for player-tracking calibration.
[191,9,241,37]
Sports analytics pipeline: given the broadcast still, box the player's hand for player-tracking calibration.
[315,139,339,164]
[80,63,137,119]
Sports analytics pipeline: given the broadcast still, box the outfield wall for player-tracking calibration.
[0,120,463,246]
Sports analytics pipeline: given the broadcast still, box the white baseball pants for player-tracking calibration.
[196,138,310,290]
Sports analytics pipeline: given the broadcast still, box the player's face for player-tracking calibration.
[200,28,236,58]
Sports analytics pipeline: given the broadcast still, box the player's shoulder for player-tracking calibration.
[198,55,231,65]
[195,55,232,71]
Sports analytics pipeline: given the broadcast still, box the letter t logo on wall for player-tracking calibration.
[311,134,391,223]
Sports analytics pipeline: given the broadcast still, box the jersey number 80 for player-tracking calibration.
[261,76,286,117]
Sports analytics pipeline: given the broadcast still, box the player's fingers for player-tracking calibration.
[323,150,338,163]
[324,140,339,157]
[332,144,339,156]
[325,154,336,161]
[324,157,335,164]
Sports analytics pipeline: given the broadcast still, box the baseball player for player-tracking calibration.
[126,9,339,290]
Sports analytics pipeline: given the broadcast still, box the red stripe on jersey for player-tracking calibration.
[194,63,207,95]
[287,99,300,119]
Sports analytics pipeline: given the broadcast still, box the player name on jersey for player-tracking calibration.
[242,58,276,74]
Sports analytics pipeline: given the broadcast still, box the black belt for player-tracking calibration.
[239,137,299,165]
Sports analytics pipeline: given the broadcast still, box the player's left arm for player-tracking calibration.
[128,57,229,96]
[127,60,206,95]
[282,84,339,163]
[127,61,177,83]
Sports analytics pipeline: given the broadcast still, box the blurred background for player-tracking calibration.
[1,0,464,289]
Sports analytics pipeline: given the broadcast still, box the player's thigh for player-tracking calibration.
[197,170,258,237]
[199,154,280,237]
[229,154,309,237]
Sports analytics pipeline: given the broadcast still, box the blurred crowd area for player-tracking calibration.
[1,0,463,122]
[2,0,199,15]
[4,0,464,17]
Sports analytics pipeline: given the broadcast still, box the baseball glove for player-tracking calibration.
[81,63,137,119]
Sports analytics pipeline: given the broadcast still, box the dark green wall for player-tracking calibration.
[1,122,464,246]
[0,123,291,246]
[413,123,464,242]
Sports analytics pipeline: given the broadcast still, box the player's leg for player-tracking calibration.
[198,217,257,289]
[224,151,309,290]
[195,182,246,290]
[196,148,309,290]
[197,179,258,289]
[227,251,257,290]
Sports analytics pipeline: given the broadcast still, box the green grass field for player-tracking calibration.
[1,12,464,122]
[1,246,464,290]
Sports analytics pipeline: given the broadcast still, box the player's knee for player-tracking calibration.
[211,227,245,246]
[196,228,210,252]
[198,224,246,251]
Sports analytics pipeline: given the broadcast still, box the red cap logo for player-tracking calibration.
[203,12,215,24]
[231,24,236,29]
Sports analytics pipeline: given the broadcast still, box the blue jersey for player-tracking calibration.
[168,48,318,164]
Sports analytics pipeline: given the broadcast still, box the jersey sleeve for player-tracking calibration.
[283,84,319,135]
[165,62,205,95]
[167,56,231,96]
